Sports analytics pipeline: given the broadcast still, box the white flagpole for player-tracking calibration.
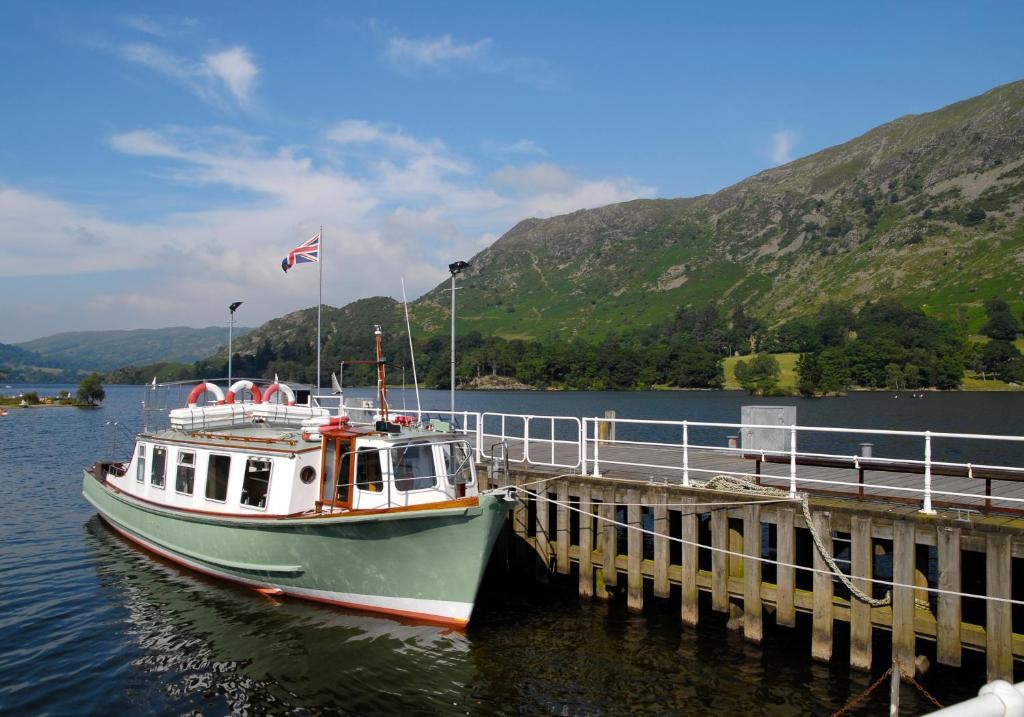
[317,225,323,394]
[401,278,422,415]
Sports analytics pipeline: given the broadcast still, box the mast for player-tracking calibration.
[375,325,388,421]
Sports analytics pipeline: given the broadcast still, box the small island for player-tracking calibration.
[0,373,106,409]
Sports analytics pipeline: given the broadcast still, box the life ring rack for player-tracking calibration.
[186,382,226,407]
[262,382,297,406]
[225,380,263,404]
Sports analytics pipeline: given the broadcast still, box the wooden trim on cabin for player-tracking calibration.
[138,433,320,455]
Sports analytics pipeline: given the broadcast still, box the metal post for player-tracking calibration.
[921,431,936,514]
[524,417,531,464]
[551,416,556,466]
[228,310,233,385]
[682,420,690,487]
[789,425,798,498]
[450,270,456,424]
[591,418,601,477]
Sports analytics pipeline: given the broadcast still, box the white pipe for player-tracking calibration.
[928,680,1024,716]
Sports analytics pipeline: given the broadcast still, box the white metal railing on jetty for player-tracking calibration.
[335,400,1024,516]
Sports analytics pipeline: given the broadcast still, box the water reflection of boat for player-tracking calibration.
[83,331,515,627]
[84,516,476,713]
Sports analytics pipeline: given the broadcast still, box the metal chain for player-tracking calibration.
[829,667,893,717]
[701,475,893,607]
[905,672,944,710]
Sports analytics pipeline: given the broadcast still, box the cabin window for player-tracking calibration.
[205,454,231,503]
[150,447,167,488]
[355,449,383,493]
[443,443,474,486]
[175,451,196,495]
[300,466,317,484]
[136,445,146,483]
[392,443,438,492]
[241,457,272,509]
[335,451,352,504]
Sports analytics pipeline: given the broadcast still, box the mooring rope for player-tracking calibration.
[700,475,891,607]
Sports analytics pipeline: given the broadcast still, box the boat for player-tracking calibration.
[82,330,516,627]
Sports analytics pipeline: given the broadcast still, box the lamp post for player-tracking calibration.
[448,260,470,425]
[228,301,243,384]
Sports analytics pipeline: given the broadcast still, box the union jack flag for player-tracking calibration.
[281,233,320,272]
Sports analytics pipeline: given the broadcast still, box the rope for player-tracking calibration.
[829,667,892,717]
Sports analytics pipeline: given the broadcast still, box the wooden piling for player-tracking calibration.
[535,486,551,572]
[728,515,744,629]
[849,515,873,671]
[603,488,618,588]
[776,506,796,628]
[892,520,916,670]
[556,481,570,575]
[986,532,1012,682]
[627,489,643,612]
[711,508,728,613]
[681,498,699,627]
[653,490,670,599]
[512,474,528,539]
[598,410,616,444]
[594,494,609,600]
[578,483,594,599]
[743,504,763,643]
[811,511,834,662]
[936,526,961,667]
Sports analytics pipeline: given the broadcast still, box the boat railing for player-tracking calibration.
[324,401,1024,515]
[143,378,311,433]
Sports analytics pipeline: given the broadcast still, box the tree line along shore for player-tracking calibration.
[97,297,1024,397]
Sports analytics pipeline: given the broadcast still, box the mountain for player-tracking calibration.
[412,79,1024,339]
[17,326,253,372]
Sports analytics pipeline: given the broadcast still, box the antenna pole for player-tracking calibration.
[401,278,422,416]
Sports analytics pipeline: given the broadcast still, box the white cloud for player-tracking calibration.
[116,41,259,109]
[122,14,198,37]
[386,34,491,68]
[482,138,547,156]
[383,32,555,89]
[0,122,652,339]
[770,130,798,165]
[204,47,259,106]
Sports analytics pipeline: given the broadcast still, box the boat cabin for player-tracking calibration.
[107,419,477,517]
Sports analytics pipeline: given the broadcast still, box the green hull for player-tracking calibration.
[83,473,512,625]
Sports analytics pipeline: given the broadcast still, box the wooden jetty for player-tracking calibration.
[484,447,1024,683]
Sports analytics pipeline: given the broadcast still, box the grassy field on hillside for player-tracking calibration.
[723,352,800,391]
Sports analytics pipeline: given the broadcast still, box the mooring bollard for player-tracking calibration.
[860,442,873,458]
[727,435,738,450]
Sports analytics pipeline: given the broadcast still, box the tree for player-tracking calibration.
[796,353,821,397]
[884,363,904,390]
[981,341,1024,382]
[77,373,106,406]
[980,305,1020,341]
[735,352,781,396]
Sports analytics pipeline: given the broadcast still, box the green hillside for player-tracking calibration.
[411,79,1024,339]
[17,326,253,372]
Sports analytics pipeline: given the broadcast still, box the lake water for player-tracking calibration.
[2,384,1020,715]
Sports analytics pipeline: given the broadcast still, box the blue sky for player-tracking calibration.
[1,1,1023,343]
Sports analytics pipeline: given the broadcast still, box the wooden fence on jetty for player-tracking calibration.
[343,401,1024,682]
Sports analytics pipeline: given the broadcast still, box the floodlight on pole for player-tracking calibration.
[228,301,243,385]
[448,261,470,424]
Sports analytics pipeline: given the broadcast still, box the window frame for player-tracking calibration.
[135,444,147,483]
[239,455,273,511]
[175,450,196,496]
[205,453,231,504]
[354,448,384,494]
[391,442,440,493]
[150,445,167,489]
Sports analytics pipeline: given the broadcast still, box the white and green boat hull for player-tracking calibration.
[83,473,512,626]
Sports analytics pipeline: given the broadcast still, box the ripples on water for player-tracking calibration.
[0,385,1007,715]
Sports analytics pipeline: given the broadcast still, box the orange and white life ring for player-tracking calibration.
[262,382,297,406]
[225,380,263,404]
[186,382,226,407]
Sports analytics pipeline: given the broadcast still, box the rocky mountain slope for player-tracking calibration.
[412,79,1024,339]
